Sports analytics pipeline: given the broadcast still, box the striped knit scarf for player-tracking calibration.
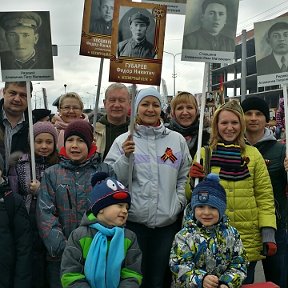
[210,143,250,181]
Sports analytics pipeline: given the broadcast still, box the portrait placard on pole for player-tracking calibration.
[80,0,114,58]
[255,17,288,87]
[181,0,239,64]
[140,0,186,15]
[0,11,54,82]
[109,0,167,85]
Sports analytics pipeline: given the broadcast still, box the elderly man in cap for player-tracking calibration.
[118,11,155,58]
[0,12,52,70]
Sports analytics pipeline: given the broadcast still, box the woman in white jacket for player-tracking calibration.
[105,87,191,288]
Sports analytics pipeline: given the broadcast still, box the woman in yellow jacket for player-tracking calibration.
[189,100,276,285]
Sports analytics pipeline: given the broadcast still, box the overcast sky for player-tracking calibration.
[0,0,287,112]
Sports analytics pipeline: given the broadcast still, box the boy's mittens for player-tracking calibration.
[261,242,277,256]
[189,162,205,178]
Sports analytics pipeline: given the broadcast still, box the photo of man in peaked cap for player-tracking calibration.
[0,11,53,70]
[117,10,156,59]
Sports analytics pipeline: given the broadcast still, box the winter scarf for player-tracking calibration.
[210,143,250,181]
[84,223,125,288]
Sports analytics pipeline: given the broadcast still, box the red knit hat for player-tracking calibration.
[64,120,94,149]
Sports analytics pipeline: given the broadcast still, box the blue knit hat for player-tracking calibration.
[191,173,227,220]
[135,87,162,114]
[88,172,131,216]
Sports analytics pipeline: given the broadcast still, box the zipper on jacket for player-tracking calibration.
[66,185,72,209]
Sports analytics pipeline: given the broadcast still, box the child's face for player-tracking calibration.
[194,205,219,227]
[65,135,88,163]
[34,133,55,157]
[97,203,129,226]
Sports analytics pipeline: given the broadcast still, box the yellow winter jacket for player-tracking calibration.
[193,144,276,262]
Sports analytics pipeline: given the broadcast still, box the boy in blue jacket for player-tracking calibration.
[61,172,142,287]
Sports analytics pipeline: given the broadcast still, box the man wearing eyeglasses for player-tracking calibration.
[0,81,32,174]
[95,83,130,161]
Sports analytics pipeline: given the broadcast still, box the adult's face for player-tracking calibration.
[201,3,227,36]
[100,0,114,23]
[268,29,288,55]
[3,83,28,117]
[59,97,83,124]
[130,20,148,42]
[173,101,197,127]
[137,96,161,126]
[217,110,241,143]
[6,26,39,62]
[244,110,266,134]
[103,88,130,124]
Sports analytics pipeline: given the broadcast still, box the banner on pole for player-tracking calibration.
[181,0,239,64]
[109,0,166,85]
[255,16,288,87]
[140,0,186,15]
[80,0,114,58]
[0,11,54,82]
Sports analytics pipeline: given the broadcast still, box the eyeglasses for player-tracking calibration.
[60,106,81,112]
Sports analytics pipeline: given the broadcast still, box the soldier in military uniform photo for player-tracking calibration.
[0,11,53,70]
[89,0,114,35]
[183,0,236,52]
[257,21,288,75]
[118,11,156,59]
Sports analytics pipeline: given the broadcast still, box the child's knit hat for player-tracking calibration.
[191,173,227,220]
[88,172,131,216]
[33,122,58,144]
[64,120,93,149]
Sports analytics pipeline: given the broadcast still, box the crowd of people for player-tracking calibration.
[0,81,287,288]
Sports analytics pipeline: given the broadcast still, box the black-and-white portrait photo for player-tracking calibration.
[182,0,239,52]
[256,19,288,76]
[0,11,53,70]
[117,7,156,59]
[89,0,114,35]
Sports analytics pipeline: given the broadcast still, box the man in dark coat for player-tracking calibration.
[257,22,288,75]
[0,81,32,174]
[242,96,288,288]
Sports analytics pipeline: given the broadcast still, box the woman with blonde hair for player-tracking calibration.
[53,92,89,150]
[189,100,277,284]
[169,91,210,158]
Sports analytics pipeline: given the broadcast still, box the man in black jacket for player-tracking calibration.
[242,96,288,288]
[0,81,32,174]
